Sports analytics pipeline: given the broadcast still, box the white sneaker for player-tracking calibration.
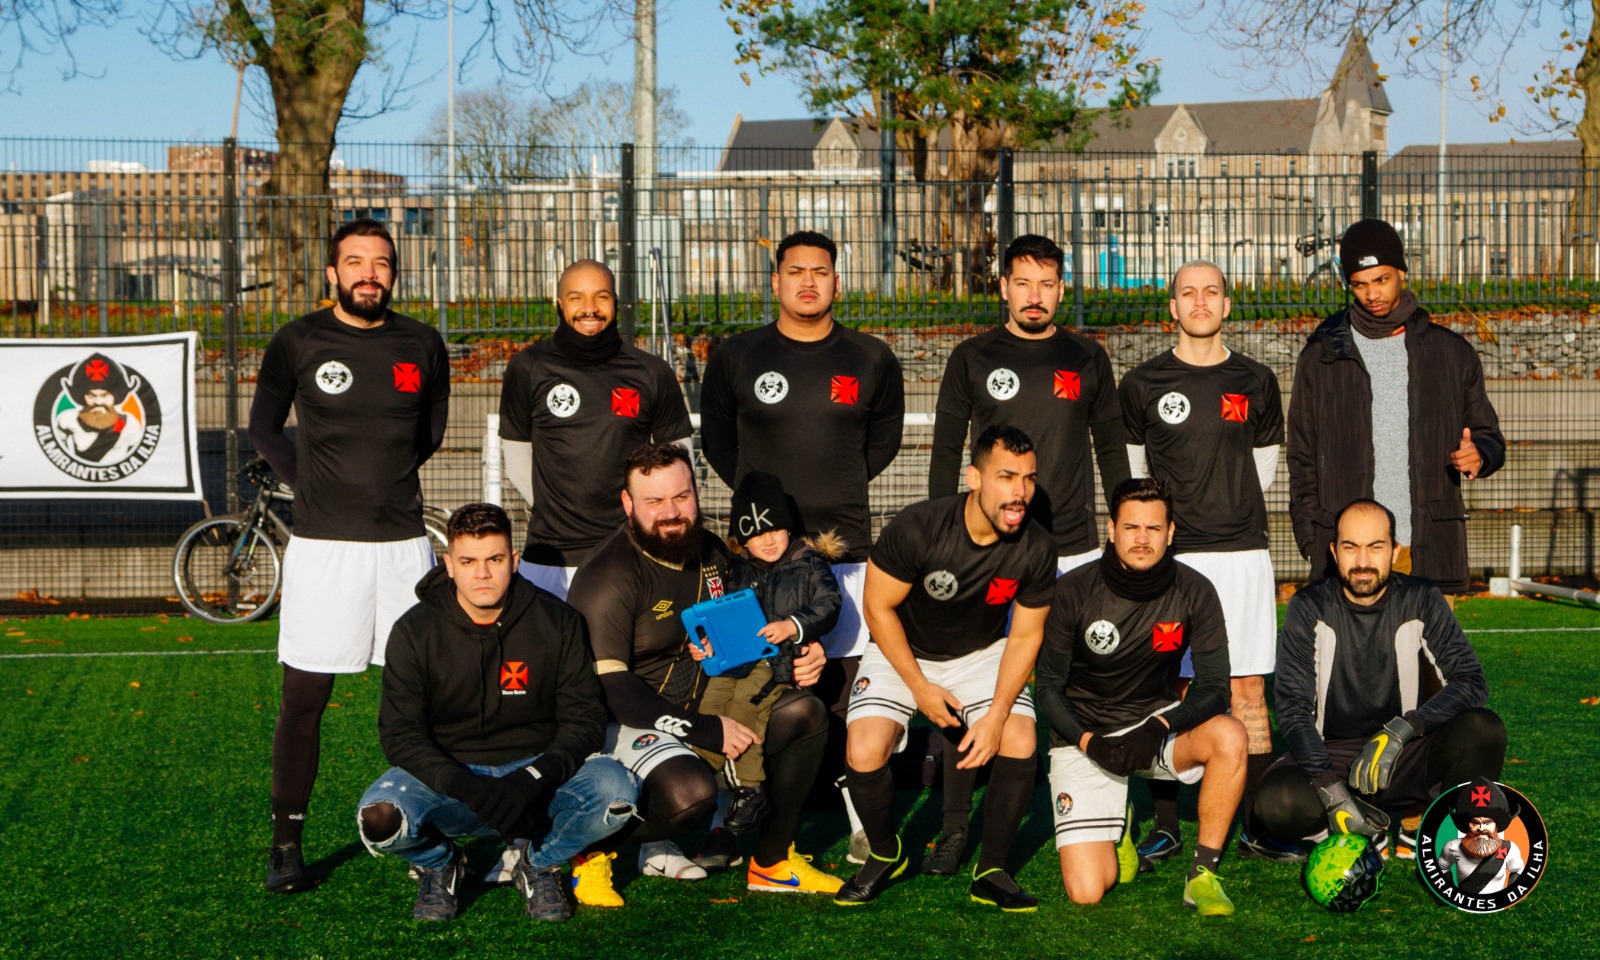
[639,840,707,880]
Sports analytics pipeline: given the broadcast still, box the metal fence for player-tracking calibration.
[1,138,1595,611]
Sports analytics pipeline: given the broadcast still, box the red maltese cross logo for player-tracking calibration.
[985,578,1019,605]
[1152,621,1184,651]
[612,388,641,418]
[500,661,528,691]
[1054,370,1081,400]
[1472,786,1493,807]
[1221,393,1249,423]
[85,359,110,381]
[393,363,421,393]
[831,375,859,405]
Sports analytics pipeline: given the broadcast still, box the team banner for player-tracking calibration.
[0,332,203,499]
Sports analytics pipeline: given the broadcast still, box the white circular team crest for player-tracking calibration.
[754,371,789,405]
[546,383,581,418]
[923,570,959,601]
[1157,391,1191,425]
[985,367,1020,401]
[1085,619,1121,655]
[315,360,353,394]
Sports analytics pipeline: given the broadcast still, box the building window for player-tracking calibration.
[1254,160,1263,176]
[1288,159,1297,175]
[404,208,434,236]
[1220,160,1228,177]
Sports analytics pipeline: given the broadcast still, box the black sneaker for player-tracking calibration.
[1136,828,1182,873]
[833,837,907,907]
[969,868,1038,913]
[694,827,745,873]
[266,842,313,893]
[513,843,573,922]
[725,785,771,834]
[1238,829,1310,863]
[922,828,969,875]
[412,847,466,921]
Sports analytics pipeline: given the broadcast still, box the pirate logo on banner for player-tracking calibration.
[1416,777,1547,913]
[33,352,163,481]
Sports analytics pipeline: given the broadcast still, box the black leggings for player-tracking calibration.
[270,665,336,844]
[1253,708,1506,841]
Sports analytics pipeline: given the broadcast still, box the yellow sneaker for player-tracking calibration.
[571,852,625,908]
[747,845,844,895]
[1182,866,1235,917]
[1116,805,1140,884]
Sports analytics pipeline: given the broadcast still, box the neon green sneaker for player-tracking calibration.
[1182,865,1235,917]
[1116,805,1140,884]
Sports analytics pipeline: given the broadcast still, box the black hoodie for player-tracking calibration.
[378,565,606,794]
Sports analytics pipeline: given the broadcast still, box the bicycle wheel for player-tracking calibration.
[422,508,450,563]
[172,516,284,624]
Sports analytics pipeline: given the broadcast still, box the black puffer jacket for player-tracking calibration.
[378,566,605,793]
[720,533,844,679]
[1286,306,1505,592]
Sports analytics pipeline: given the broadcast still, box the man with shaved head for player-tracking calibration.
[499,258,693,598]
[1250,498,1505,859]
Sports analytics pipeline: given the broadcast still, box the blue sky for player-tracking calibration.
[0,0,1583,156]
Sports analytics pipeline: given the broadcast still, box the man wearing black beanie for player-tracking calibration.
[1286,217,1505,593]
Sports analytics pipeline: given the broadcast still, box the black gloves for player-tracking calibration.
[1315,776,1391,842]
[446,755,565,842]
[1349,714,1421,794]
[1084,716,1169,777]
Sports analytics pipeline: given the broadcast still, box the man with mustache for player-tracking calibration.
[1117,260,1284,865]
[1435,777,1524,895]
[564,443,841,901]
[250,217,451,893]
[835,426,1056,911]
[1250,500,1506,858]
[498,259,692,598]
[923,234,1129,874]
[1036,477,1246,916]
[1288,218,1505,593]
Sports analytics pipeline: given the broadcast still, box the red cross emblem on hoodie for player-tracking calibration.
[1054,370,1081,400]
[985,578,1019,605]
[831,375,859,405]
[1152,622,1183,652]
[612,387,641,418]
[500,661,528,691]
[1221,393,1249,423]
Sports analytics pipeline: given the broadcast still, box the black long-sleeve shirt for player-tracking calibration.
[1275,573,1490,777]
[700,322,904,563]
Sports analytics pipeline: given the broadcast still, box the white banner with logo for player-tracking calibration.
[0,332,203,499]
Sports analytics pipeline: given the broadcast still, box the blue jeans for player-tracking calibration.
[357,755,636,871]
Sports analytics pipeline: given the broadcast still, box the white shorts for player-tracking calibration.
[846,639,1035,753]
[1176,548,1276,677]
[597,723,699,780]
[278,535,436,673]
[820,562,869,659]
[517,560,577,600]
[1048,709,1204,848]
[1057,547,1101,577]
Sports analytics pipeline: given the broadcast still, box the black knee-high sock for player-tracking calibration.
[752,723,828,866]
[1240,753,1274,829]
[1149,778,1180,835]
[974,756,1034,877]
[271,666,334,846]
[844,765,899,859]
[941,743,979,836]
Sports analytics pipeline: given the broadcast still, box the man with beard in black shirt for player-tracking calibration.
[1251,500,1503,859]
[250,218,450,893]
[566,443,842,899]
[1118,259,1283,864]
[835,426,1056,912]
[1036,477,1246,916]
[924,233,1129,874]
[499,259,693,598]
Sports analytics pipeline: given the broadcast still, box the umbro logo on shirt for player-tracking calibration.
[1054,370,1081,400]
[1221,393,1249,423]
[500,661,528,694]
[612,387,641,418]
[985,578,1019,605]
[830,375,859,405]
[1152,622,1184,652]
[393,362,421,393]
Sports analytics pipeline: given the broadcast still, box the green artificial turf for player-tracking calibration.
[0,598,1594,959]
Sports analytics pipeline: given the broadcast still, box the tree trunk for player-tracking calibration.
[251,0,368,310]
[1573,3,1600,280]
[944,114,1003,295]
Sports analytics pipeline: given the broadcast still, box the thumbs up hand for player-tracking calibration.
[1449,427,1482,479]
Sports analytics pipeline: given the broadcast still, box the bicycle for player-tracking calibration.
[172,458,450,624]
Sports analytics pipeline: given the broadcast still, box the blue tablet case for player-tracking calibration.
[680,589,777,677]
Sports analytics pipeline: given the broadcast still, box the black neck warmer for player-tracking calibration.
[1348,289,1417,340]
[1098,540,1178,602]
[550,318,623,365]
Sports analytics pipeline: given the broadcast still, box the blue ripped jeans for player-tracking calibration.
[357,755,636,871]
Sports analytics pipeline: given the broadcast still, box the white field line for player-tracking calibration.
[0,648,276,660]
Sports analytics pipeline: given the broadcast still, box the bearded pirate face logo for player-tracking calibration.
[33,352,162,480]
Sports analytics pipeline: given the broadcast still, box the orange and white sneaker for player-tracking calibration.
[571,852,625,908]
[746,845,844,895]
